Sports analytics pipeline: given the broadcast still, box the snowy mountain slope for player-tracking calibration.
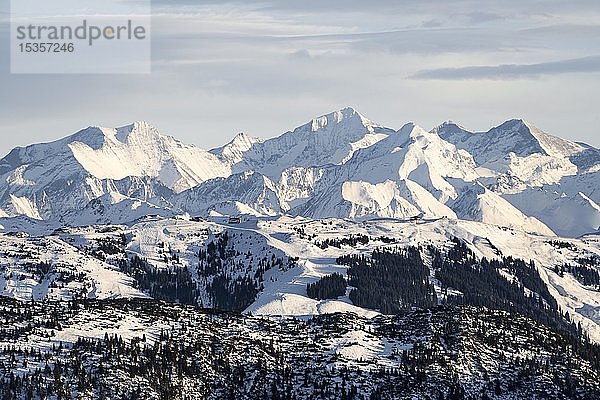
[209,132,261,168]
[292,178,457,220]
[172,170,284,216]
[560,170,600,205]
[171,113,597,236]
[342,179,457,219]
[433,120,593,198]
[283,123,474,220]
[482,152,578,190]
[569,144,600,172]
[246,217,600,342]
[34,215,599,343]
[287,123,554,234]
[275,166,326,209]
[64,192,177,227]
[503,189,600,237]
[0,215,58,237]
[0,232,144,301]
[66,122,230,191]
[0,121,229,221]
[182,121,484,221]
[345,122,478,200]
[447,180,555,235]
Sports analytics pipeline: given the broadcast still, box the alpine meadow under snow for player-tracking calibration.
[1,108,600,399]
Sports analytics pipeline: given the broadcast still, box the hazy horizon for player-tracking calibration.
[1,0,599,155]
[1,107,598,156]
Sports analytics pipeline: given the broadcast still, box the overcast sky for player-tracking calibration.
[1,0,599,155]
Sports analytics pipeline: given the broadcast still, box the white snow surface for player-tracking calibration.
[0,233,144,301]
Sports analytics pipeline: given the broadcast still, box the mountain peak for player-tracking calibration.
[0,120,233,220]
[309,107,373,132]
[431,121,470,137]
[70,121,163,149]
[0,112,597,241]
[491,119,584,156]
[230,132,260,145]
[437,118,585,165]
[114,121,163,143]
[496,118,531,130]
[83,120,156,134]
[209,132,261,166]
[399,122,431,139]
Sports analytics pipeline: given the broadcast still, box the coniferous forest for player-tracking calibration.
[196,231,291,311]
[306,273,346,300]
[332,238,594,346]
[104,230,293,311]
[118,255,198,305]
[337,247,437,314]
[1,297,600,400]
[431,238,584,339]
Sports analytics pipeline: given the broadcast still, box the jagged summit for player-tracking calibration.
[65,121,230,191]
[209,107,397,178]
[0,121,231,220]
[399,122,430,137]
[431,120,471,138]
[307,106,374,132]
[210,132,261,167]
[436,117,586,164]
[70,121,162,146]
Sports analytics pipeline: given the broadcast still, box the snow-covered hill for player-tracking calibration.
[1,215,599,342]
[0,231,143,301]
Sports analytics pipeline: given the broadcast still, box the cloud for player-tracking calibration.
[411,55,600,80]
[288,49,311,60]
[1,0,600,154]
[145,2,599,60]
[348,28,526,55]
[150,0,406,12]
[420,19,443,28]
[149,0,600,15]
[461,11,505,24]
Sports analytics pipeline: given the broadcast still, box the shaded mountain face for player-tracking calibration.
[0,108,599,237]
[434,119,585,164]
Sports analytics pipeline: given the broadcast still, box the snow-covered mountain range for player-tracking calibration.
[1,109,600,398]
[0,107,598,237]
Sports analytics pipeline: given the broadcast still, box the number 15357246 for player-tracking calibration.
[18,43,75,53]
